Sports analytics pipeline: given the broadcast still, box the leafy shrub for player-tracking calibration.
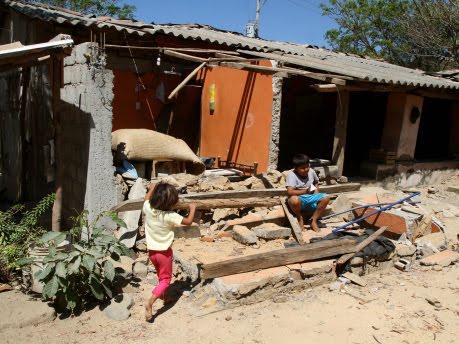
[19,210,131,313]
[0,194,55,278]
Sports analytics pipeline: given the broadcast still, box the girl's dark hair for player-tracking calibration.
[149,182,179,211]
[293,153,310,167]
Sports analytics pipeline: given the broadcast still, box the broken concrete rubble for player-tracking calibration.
[252,223,291,240]
[232,225,258,245]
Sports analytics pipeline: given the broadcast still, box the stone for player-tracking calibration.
[252,223,291,240]
[135,240,147,252]
[427,186,437,194]
[232,225,257,245]
[273,294,288,303]
[415,232,447,249]
[225,315,232,321]
[420,250,459,267]
[212,208,238,222]
[396,245,416,257]
[313,165,340,180]
[206,175,230,190]
[342,272,367,287]
[200,236,215,242]
[103,293,134,321]
[243,176,265,189]
[114,174,129,203]
[425,297,442,308]
[117,178,146,248]
[330,195,351,216]
[173,223,201,239]
[337,176,348,183]
[266,170,283,185]
[103,304,131,321]
[446,185,459,194]
[133,261,148,278]
[110,255,134,276]
[350,257,364,267]
[157,176,184,189]
[432,265,443,271]
[201,296,217,308]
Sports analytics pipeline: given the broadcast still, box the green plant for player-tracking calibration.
[19,210,131,313]
[0,194,55,276]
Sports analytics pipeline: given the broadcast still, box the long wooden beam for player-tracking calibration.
[163,49,208,63]
[111,183,361,212]
[216,61,347,85]
[168,61,207,99]
[200,238,357,279]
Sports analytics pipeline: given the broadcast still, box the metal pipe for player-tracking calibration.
[332,192,421,232]
[322,201,420,220]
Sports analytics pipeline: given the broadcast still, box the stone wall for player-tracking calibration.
[268,60,283,171]
[60,43,117,227]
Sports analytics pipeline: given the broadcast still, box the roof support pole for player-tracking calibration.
[332,90,349,176]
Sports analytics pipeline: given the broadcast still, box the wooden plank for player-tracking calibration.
[337,226,388,265]
[216,61,347,85]
[168,61,206,99]
[281,198,305,245]
[111,184,361,212]
[111,197,281,213]
[332,90,349,176]
[200,238,356,279]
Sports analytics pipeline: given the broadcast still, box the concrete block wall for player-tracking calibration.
[60,43,117,228]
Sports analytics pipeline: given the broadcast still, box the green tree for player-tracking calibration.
[320,0,411,65]
[28,0,136,19]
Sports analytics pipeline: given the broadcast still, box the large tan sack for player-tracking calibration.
[112,129,205,175]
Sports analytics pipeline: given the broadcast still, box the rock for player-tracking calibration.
[232,225,257,245]
[442,210,455,218]
[173,223,201,239]
[446,185,459,194]
[420,250,459,267]
[182,290,191,297]
[425,297,442,308]
[171,173,199,186]
[243,176,265,189]
[110,255,134,276]
[330,195,351,216]
[104,304,131,321]
[252,223,291,240]
[157,176,184,189]
[200,236,215,242]
[202,296,217,308]
[350,256,364,267]
[329,281,343,291]
[133,261,148,278]
[314,166,340,180]
[212,208,238,222]
[117,178,146,248]
[415,233,447,249]
[396,245,416,257]
[433,265,443,271]
[266,170,283,185]
[273,294,288,303]
[427,186,437,194]
[114,174,129,203]
[206,175,230,190]
[198,180,213,192]
[135,239,147,252]
[103,294,134,321]
[337,176,348,183]
[342,272,367,287]
[225,315,232,321]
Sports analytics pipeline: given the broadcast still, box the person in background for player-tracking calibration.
[143,182,196,322]
[286,154,330,232]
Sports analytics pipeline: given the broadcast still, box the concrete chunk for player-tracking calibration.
[420,250,459,267]
[173,223,201,239]
[252,223,291,240]
[232,225,257,245]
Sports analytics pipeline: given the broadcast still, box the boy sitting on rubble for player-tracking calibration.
[286,153,330,232]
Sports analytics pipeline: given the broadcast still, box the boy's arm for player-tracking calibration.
[287,186,309,196]
[144,183,155,201]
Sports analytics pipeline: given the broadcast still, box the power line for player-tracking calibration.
[285,0,323,16]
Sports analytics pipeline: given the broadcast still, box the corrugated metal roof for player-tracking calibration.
[3,0,459,90]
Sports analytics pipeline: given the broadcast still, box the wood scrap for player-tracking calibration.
[200,238,356,279]
[337,226,388,265]
[280,198,305,245]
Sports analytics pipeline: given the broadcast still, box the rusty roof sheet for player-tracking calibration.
[3,0,459,90]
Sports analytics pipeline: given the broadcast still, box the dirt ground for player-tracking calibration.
[1,180,459,344]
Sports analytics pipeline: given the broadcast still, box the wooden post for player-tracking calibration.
[51,57,63,232]
[332,90,349,176]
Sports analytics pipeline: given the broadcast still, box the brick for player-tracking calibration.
[232,225,257,245]
[200,236,215,242]
[420,250,459,267]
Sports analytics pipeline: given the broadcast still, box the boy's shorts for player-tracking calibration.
[298,193,327,212]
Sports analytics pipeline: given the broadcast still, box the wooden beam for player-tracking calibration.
[168,61,206,99]
[163,49,208,63]
[281,198,305,244]
[337,226,388,265]
[111,184,361,212]
[332,90,349,176]
[200,238,357,279]
[216,61,347,85]
[311,84,339,92]
[214,52,245,60]
[105,45,240,55]
[112,197,281,213]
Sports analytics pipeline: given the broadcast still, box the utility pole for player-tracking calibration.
[255,0,260,38]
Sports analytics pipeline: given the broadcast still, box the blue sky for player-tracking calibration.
[126,0,337,48]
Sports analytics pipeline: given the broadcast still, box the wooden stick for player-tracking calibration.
[281,198,305,245]
[336,226,388,265]
[200,238,356,279]
[168,61,207,100]
[163,49,208,63]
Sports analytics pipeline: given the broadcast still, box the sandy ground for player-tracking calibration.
[1,179,459,344]
[1,262,458,344]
